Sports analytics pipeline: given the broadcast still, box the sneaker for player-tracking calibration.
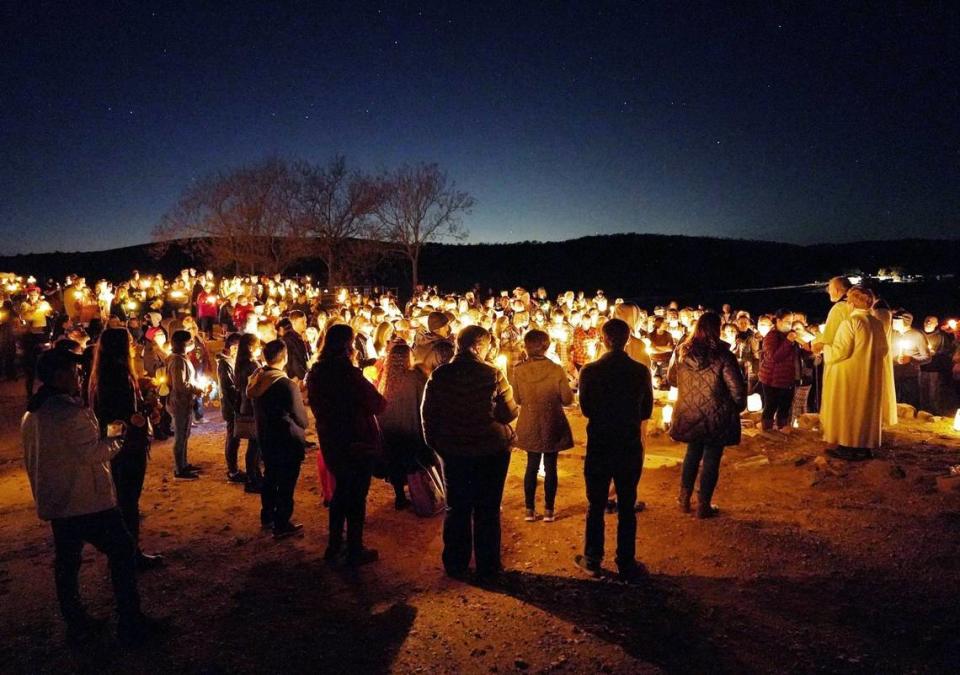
[273,522,304,540]
[345,548,379,567]
[244,482,262,494]
[524,509,537,522]
[543,510,555,523]
[174,470,199,480]
[697,503,720,519]
[227,470,247,484]
[574,554,601,578]
[634,500,646,513]
[260,518,274,531]
[604,499,617,514]
[323,544,342,563]
[617,561,647,583]
[136,552,164,571]
[395,496,411,511]
[184,463,204,473]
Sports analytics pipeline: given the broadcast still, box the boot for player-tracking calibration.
[696,491,719,519]
[677,487,692,513]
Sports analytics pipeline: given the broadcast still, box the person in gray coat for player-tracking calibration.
[512,329,574,522]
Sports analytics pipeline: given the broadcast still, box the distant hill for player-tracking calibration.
[1,234,958,300]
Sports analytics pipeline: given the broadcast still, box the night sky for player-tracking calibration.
[2,2,958,254]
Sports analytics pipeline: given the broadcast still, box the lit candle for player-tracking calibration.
[747,393,763,412]
[953,409,960,433]
[661,404,673,428]
[668,386,678,402]
[495,354,508,372]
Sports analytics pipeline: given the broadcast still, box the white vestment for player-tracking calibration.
[821,310,888,449]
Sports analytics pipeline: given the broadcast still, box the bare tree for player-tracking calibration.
[294,156,381,286]
[374,163,474,292]
[153,158,307,275]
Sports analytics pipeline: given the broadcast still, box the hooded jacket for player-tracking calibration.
[247,366,309,459]
[667,342,747,446]
[216,351,239,421]
[22,387,121,520]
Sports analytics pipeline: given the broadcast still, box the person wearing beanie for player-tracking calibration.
[412,311,453,367]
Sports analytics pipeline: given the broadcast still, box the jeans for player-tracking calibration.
[224,417,241,474]
[524,451,558,510]
[110,446,147,550]
[261,450,302,527]
[172,411,192,473]
[51,508,140,624]
[681,441,725,504]
[327,456,373,555]
[584,448,642,567]
[761,384,794,429]
[440,451,511,575]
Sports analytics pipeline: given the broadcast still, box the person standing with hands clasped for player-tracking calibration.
[575,319,653,581]
[668,312,747,519]
[22,349,156,644]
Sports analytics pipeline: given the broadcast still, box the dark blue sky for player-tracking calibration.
[2,1,958,254]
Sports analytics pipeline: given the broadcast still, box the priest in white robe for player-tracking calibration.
[819,287,889,459]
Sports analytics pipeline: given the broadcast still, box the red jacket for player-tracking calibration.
[196,291,219,319]
[759,330,797,389]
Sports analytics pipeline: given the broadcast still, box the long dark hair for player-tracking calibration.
[678,311,722,360]
[236,333,261,373]
[88,327,137,406]
[320,324,355,361]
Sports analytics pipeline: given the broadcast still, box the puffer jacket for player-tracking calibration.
[216,352,239,421]
[421,352,518,457]
[513,356,574,453]
[759,330,798,389]
[667,342,747,446]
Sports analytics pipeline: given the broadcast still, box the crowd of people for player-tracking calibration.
[8,268,960,642]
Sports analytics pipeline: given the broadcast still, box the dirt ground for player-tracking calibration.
[2,376,960,674]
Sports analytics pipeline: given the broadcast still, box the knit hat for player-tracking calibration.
[427,311,449,332]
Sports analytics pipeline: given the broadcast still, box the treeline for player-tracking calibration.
[2,233,958,301]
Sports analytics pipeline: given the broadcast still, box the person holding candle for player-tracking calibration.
[758,310,800,432]
[668,312,746,519]
[513,329,575,523]
[308,325,387,565]
[575,319,653,580]
[165,330,206,479]
[891,311,930,409]
[812,276,853,416]
[22,349,156,644]
[819,287,888,461]
[421,325,518,581]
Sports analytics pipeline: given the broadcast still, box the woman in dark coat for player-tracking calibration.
[235,333,264,491]
[668,311,747,518]
[88,328,163,568]
[377,341,428,510]
[307,324,387,566]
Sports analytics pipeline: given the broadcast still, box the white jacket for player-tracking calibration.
[22,394,120,520]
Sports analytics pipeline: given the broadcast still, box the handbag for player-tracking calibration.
[233,414,256,439]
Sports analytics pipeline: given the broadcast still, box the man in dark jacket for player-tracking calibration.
[280,311,309,381]
[422,325,518,581]
[576,319,653,579]
[216,333,246,483]
[247,340,309,539]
